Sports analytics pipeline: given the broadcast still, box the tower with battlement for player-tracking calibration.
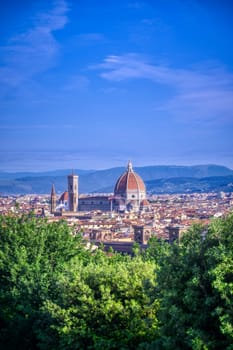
[68,172,78,212]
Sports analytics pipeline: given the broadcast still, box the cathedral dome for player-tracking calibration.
[114,161,146,195]
[59,191,68,202]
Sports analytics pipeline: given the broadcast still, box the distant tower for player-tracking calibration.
[50,183,56,214]
[133,225,151,245]
[68,172,78,212]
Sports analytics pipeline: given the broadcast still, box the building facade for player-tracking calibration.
[78,195,111,211]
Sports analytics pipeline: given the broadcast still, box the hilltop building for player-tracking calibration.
[50,161,149,214]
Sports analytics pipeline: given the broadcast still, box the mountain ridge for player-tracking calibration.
[0,164,233,195]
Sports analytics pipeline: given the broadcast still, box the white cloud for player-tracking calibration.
[0,1,69,89]
[37,0,69,30]
[92,53,233,123]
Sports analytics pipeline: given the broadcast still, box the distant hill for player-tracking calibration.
[145,176,233,194]
[0,164,233,195]
[0,169,94,179]
[135,164,233,179]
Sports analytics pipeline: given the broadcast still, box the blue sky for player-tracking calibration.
[1,0,233,171]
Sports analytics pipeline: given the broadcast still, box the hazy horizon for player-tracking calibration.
[1,158,233,173]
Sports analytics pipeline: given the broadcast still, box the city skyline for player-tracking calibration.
[1,0,233,171]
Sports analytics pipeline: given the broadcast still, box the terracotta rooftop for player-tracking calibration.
[59,191,68,202]
[114,161,146,194]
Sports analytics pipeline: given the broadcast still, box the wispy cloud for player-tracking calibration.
[92,53,233,123]
[0,0,69,90]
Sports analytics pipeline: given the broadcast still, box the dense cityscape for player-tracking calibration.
[1,190,233,242]
[1,161,233,254]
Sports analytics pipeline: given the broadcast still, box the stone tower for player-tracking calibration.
[50,183,56,214]
[133,225,146,244]
[133,224,151,244]
[68,172,78,212]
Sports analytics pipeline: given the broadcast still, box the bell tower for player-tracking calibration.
[133,225,146,244]
[68,172,78,212]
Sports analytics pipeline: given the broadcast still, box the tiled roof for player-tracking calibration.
[114,162,146,194]
[140,199,150,206]
[59,191,68,202]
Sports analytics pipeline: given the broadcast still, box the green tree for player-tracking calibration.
[39,252,159,349]
[0,216,87,349]
[0,216,160,349]
[3,213,232,350]
[155,215,233,350]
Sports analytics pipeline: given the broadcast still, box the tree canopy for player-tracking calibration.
[0,213,232,349]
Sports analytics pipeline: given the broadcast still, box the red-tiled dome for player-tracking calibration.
[59,191,68,202]
[114,161,145,194]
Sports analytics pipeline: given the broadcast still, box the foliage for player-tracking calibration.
[0,216,159,349]
[155,215,233,350]
[39,253,158,349]
[0,213,233,349]
[0,216,87,349]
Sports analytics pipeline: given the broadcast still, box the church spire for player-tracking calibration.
[51,183,55,196]
[50,183,56,214]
